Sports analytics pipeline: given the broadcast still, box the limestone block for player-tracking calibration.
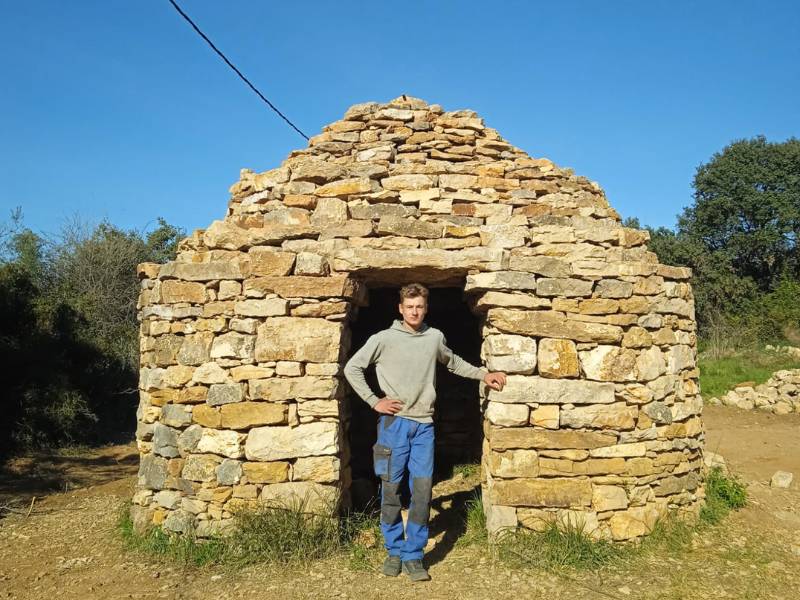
[488,375,615,405]
[192,404,221,428]
[592,485,629,511]
[770,471,793,489]
[153,335,182,366]
[294,252,330,276]
[489,428,616,450]
[153,424,179,458]
[487,449,539,478]
[192,362,229,385]
[479,225,527,248]
[297,399,340,419]
[160,281,205,304]
[537,338,580,378]
[575,298,620,315]
[653,473,699,496]
[595,279,634,299]
[177,425,202,455]
[377,216,443,239]
[245,422,339,461]
[589,442,647,458]
[653,298,694,319]
[162,510,194,534]
[465,271,537,292]
[485,504,518,535]
[333,247,505,273]
[485,402,529,426]
[229,366,273,382]
[159,261,245,281]
[439,174,478,189]
[234,298,289,317]
[536,278,593,298]
[291,301,349,318]
[310,198,348,225]
[242,461,290,484]
[381,174,437,191]
[507,254,571,278]
[206,383,245,408]
[488,309,623,343]
[483,334,537,374]
[182,454,222,482]
[245,276,361,301]
[530,405,559,429]
[250,376,339,401]
[292,456,341,483]
[667,345,695,374]
[474,292,550,311]
[399,189,440,204]
[153,490,182,510]
[622,327,653,348]
[305,363,340,376]
[259,482,339,513]
[255,318,343,363]
[314,178,375,197]
[216,459,243,485]
[560,403,638,430]
[248,248,295,276]
[220,402,287,429]
[608,504,661,540]
[177,333,214,366]
[642,401,673,425]
[579,346,637,382]
[196,428,245,459]
[161,405,192,428]
[290,158,347,183]
[637,346,667,380]
[491,478,592,508]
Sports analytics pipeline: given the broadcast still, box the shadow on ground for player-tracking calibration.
[0,442,138,506]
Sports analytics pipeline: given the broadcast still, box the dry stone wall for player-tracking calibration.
[132,96,704,541]
[707,369,800,414]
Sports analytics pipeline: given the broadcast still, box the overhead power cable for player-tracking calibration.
[167,0,309,140]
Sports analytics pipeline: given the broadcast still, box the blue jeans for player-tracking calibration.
[373,415,434,561]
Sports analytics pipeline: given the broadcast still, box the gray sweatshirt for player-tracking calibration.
[343,320,488,423]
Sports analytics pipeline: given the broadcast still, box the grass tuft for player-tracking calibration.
[118,496,384,570]
[456,490,487,547]
[118,507,225,567]
[496,518,622,571]
[700,467,748,525]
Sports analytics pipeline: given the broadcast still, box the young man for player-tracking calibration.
[344,283,507,582]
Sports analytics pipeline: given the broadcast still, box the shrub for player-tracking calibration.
[700,467,747,525]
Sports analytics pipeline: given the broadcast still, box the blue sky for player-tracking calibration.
[1,0,798,238]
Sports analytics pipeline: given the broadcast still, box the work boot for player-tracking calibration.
[402,559,431,582]
[382,555,401,577]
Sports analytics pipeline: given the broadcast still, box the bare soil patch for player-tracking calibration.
[1,408,798,600]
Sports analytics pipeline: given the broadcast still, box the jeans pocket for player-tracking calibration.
[373,443,392,480]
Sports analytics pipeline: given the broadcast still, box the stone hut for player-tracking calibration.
[132,96,704,541]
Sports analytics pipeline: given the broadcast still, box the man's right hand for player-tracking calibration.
[374,397,404,414]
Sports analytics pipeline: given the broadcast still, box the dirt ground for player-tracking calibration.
[1,406,798,600]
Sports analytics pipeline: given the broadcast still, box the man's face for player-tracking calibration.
[398,295,428,331]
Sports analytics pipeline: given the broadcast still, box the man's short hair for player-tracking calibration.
[399,283,429,302]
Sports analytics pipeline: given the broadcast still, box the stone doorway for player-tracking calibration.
[346,285,484,511]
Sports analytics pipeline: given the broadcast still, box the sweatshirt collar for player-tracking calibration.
[391,319,429,335]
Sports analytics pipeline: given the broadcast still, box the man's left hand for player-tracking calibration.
[483,372,507,391]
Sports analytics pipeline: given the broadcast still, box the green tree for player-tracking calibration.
[679,136,800,289]
[0,212,185,456]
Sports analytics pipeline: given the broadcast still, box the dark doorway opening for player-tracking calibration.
[345,286,483,511]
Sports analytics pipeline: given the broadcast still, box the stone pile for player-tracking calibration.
[764,344,800,360]
[707,369,800,414]
[132,96,704,541]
